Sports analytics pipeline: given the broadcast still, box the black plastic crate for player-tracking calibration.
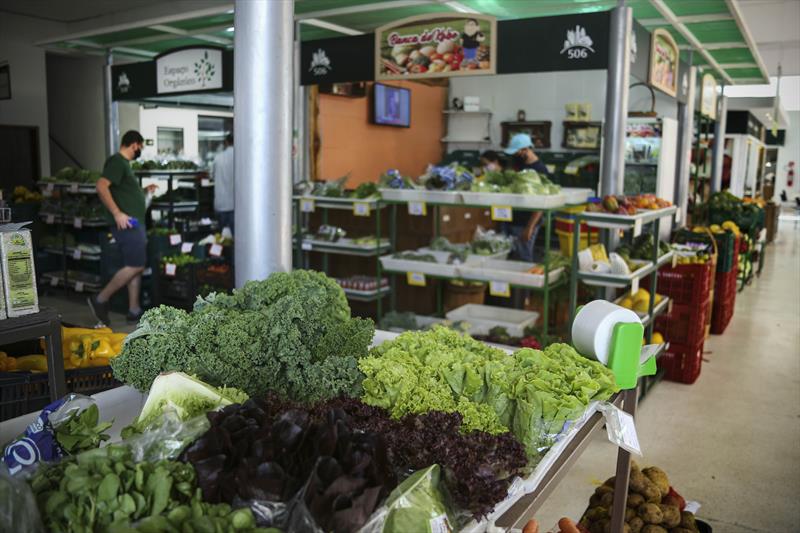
[66,366,120,396]
[0,372,50,422]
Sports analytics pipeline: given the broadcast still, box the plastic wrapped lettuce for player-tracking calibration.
[360,328,618,458]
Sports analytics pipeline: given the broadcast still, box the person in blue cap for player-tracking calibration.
[502,133,551,261]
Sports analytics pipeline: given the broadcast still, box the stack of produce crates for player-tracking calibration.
[652,261,714,384]
[555,206,600,257]
[711,234,739,334]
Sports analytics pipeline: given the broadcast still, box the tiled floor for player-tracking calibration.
[534,223,800,531]
[40,293,138,333]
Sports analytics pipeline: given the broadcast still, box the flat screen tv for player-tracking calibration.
[372,83,410,127]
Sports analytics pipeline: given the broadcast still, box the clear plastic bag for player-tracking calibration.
[0,467,44,532]
[123,409,211,462]
[471,226,514,256]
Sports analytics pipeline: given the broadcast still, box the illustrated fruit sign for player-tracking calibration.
[375,14,497,80]
[648,28,679,97]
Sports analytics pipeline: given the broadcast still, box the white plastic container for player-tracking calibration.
[460,191,566,209]
[445,304,539,337]
[459,258,565,288]
[378,188,463,205]
[380,249,473,278]
[562,187,593,204]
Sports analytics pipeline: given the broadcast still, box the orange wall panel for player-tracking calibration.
[317,81,446,186]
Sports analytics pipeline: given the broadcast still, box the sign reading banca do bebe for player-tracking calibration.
[156,47,222,94]
[375,14,497,80]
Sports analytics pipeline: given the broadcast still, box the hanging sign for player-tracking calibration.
[649,29,679,97]
[375,14,497,80]
[301,34,375,86]
[156,47,223,94]
[700,73,718,120]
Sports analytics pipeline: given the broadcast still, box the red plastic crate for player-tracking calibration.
[653,262,713,305]
[710,301,734,334]
[655,302,708,346]
[659,340,704,384]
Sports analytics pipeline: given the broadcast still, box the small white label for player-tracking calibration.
[69,183,79,194]
[630,276,640,295]
[301,241,313,251]
[209,243,223,257]
[45,214,55,224]
[353,202,371,217]
[408,201,426,216]
[165,263,177,276]
[489,281,511,297]
[169,234,182,245]
[600,402,642,456]
[684,501,702,514]
[72,249,82,260]
[491,205,513,222]
[633,218,643,237]
[300,198,315,213]
[672,253,678,268]
[74,281,85,293]
[50,276,59,287]
[564,163,580,175]
[201,178,212,187]
[442,214,451,222]
[675,209,682,224]
[143,267,152,276]
[73,217,83,229]
[181,242,194,254]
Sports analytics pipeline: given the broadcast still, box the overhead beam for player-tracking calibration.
[718,62,758,69]
[724,0,771,82]
[649,0,734,85]
[300,18,363,36]
[148,24,232,45]
[703,41,749,50]
[294,0,430,21]
[105,24,232,47]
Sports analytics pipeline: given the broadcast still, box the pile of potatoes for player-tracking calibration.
[579,463,700,533]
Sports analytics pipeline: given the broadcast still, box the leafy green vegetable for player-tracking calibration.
[54,404,112,455]
[472,168,560,195]
[379,465,455,533]
[123,372,248,437]
[360,327,619,456]
[112,270,374,402]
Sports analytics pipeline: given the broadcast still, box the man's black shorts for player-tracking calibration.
[111,226,147,268]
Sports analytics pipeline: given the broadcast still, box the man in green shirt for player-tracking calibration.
[88,130,156,325]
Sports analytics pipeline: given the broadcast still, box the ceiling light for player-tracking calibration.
[226,27,234,32]
[444,1,480,14]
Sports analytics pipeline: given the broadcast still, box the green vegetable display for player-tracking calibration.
[112,270,374,402]
[29,444,266,533]
[472,169,561,195]
[55,404,113,455]
[160,254,202,268]
[360,327,619,456]
[378,465,455,533]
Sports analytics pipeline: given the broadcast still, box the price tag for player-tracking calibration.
[489,281,511,298]
[169,234,182,245]
[50,276,59,287]
[672,253,678,268]
[201,178,212,187]
[165,263,177,277]
[353,202,371,217]
[667,299,674,315]
[72,249,82,260]
[491,205,513,222]
[69,183,79,194]
[630,276,639,295]
[45,214,55,224]
[408,201,427,216]
[74,281,85,292]
[564,162,580,176]
[300,198,315,213]
[209,243,223,257]
[406,272,426,287]
[674,209,681,224]
[633,218,642,237]
[301,241,313,251]
[73,217,83,229]
[599,403,642,456]
[181,242,194,254]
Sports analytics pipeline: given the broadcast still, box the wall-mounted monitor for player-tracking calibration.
[372,83,410,127]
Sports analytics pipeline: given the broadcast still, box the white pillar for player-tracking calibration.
[104,50,119,154]
[711,94,728,193]
[233,0,295,285]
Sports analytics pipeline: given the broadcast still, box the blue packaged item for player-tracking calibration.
[2,394,93,476]
[129,217,139,228]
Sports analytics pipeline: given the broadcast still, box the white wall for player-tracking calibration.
[775,110,800,200]
[138,106,233,160]
[0,13,66,176]
[46,54,107,172]
[448,71,679,152]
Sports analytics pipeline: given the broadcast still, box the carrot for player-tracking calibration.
[522,519,539,533]
[558,517,580,533]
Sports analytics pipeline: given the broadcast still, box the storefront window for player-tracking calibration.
[157,127,184,157]
[198,115,233,169]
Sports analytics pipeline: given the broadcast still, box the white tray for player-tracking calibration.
[459,191,566,209]
[562,187,593,204]
[418,246,509,261]
[446,304,539,337]
[378,188,463,204]
[380,249,478,278]
[459,259,565,288]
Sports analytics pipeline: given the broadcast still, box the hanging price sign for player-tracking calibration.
[169,234,182,245]
[489,281,511,298]
[300,198,315,213]
[406,272,426,287]
[50,276,59,287]
[353,202,371,217]
[201,178,212,187]
[69,183,79,194]
[181,242,194,254]
[301,241,313,251]
[630,276,639,296]
[408,201,427,216]
[209,243,223,257]
[491,205,513,222]
[633,218,643,237]
[73,217,83,229]
[72,249,82,260]
[74,281,85,293]
[165,263,177,277]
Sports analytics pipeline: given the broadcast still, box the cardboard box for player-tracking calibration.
[0,224,39,318]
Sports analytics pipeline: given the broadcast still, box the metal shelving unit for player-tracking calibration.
[134,168,207,229]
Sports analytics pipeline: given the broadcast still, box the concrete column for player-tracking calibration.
[233,0,295,285]
[600,5,633,197]
[711,94,728,193]
[674,66,697,224]
[103,50,119,155]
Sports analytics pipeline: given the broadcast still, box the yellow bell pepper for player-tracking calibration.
[16,355,48,372]
[91,339,114,358]
[89,357,110,367]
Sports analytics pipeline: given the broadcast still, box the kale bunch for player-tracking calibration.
[112,270,374,402]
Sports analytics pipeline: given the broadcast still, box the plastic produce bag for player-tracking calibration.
[123,409,211,462]
[359,465,456,533]
[0,467,44,532]
[471,226,513,256]
[2,393,97,476]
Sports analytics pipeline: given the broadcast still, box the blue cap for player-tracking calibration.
[504,133,534,155]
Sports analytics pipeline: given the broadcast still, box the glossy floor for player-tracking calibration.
[535,223,800,532]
